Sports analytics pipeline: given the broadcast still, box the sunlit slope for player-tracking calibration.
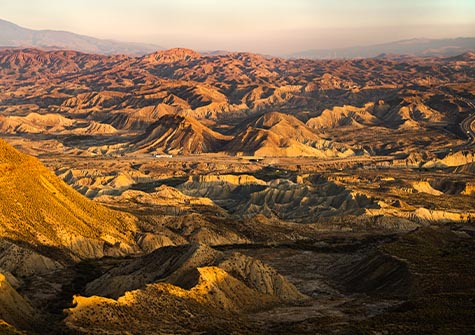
[0,139,138,258]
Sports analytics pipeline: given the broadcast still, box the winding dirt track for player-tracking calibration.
[453,100,475,151]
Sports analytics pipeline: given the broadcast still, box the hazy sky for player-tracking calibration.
[2,0,474,55]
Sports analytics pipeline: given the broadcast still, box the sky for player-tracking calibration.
[2,0,474,55]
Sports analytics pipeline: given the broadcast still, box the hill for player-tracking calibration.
[0,138,138,259]
[66,244,305,334]
[140,48,201,64]
[225,112,355,157]
[0,47,473,157]
[133,114,232,154]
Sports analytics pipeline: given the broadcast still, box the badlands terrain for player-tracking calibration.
[0,47,474,334]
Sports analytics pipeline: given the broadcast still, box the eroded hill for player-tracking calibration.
[0,48,474,158]
[0,139,140,260]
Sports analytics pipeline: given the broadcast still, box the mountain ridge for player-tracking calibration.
[291,37,475,59]
[3,18,473,59]
[0,18,163,56]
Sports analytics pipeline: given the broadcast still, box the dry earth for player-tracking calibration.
[0,48,474,334]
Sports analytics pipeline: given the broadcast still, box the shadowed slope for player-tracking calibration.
[66,244,305,334]
[0,273,38,330]
[134,114,232,154]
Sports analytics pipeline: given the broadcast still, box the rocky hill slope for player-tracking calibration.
[0,138,139,259]
[133,114,232,154]
[0,47,474,157]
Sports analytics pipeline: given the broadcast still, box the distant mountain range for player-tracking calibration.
[291,38,475,59]
[0,18,163,56]
[1,18,475,59]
